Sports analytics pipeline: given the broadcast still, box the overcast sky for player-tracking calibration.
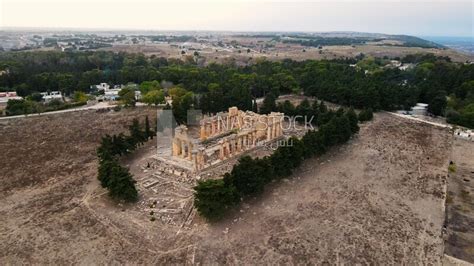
[1,0,472,37]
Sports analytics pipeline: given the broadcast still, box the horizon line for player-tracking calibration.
[1,26,471,38]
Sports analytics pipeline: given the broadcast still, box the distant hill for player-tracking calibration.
[233,31,444,49]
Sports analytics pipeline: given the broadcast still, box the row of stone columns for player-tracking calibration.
[200,113,245,140]
[266,118,283,141]
[193,148,205,171]
[218,130,258,160]
[172,138,193,160]
[200,117,226,140]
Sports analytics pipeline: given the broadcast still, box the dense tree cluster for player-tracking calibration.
[97,116,155,202]
[446,81,474,128]
[193,102,365,221]
[0,51,472,127]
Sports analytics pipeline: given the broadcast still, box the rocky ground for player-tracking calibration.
[0,110,453,264]
[445,138,474,263]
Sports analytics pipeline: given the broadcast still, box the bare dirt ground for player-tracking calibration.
[0,110,452,264]
[445,138,474,262]
[101,41,473,65]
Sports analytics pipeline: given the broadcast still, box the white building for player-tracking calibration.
[0,92,23,113]
[411,103,428,116]
[399,64,415,71]
[40,91,63,102]
[92,82,141,101]
[90,83,110,92]
[104,89,121,101]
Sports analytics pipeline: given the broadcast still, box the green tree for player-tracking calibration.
[260,93,276,114]
[345,108,359,133]
[358,108,373,122]
[145,115,153,139]
[73,91,88,103]
[128,118,146,147]
[142,89,165,106]
[139,80,162,95]
[278,100,296,117]
[296,98,312,122]
[107,162,138,202]
[28,92,43,102]
[118,87,136,107]
[225,156,272,196]
[428,93,447,116]
[194,179,239,221]
[98,159,114,188]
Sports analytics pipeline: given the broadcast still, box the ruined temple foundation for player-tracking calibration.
[168,107,284,172]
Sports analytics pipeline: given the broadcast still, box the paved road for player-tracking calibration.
[0,102,119,121]
[386,111,452,129]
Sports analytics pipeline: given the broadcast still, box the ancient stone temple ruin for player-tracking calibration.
[165,107,284,172]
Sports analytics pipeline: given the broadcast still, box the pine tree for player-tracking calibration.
[107,162,138,202]
[194,179,239,221]
[98,159,114,188]
[260,93,276,114]
[226,156,270,196]
[128,118,144,147]
[358,108,374,122]
[345,108,359,133]
[145,115,153,139]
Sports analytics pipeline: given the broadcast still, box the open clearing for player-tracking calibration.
[0,109,452,264]
[102,41,473,65]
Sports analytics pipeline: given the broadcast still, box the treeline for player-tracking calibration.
[261,94,373,126]
[96,116,154,202]
[193,102,372,221]
[282,36,374,47]
[1,50,473,127]
[5,99,86,116]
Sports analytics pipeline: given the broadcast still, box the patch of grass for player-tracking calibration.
[448,163,456,173]
[446,194,454,204]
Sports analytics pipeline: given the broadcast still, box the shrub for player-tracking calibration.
[358,108,373,122]
[448,162,456,173]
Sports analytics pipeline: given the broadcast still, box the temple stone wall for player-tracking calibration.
[170,107,284,172]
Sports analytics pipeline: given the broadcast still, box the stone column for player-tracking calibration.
[200,122,207,140]
[172,139,178,156]
[192,150,198,171]
[272,120,277,139]
[252,131,257,147]
[278,120,282,136]
[198,148,205,167]
[187,142,193,160]
[267,124,272,141]
[205,122,211,136]
[180,141,186,158]
[225,140,230,158]
[237,136,242,152]
[219,140,225,160]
